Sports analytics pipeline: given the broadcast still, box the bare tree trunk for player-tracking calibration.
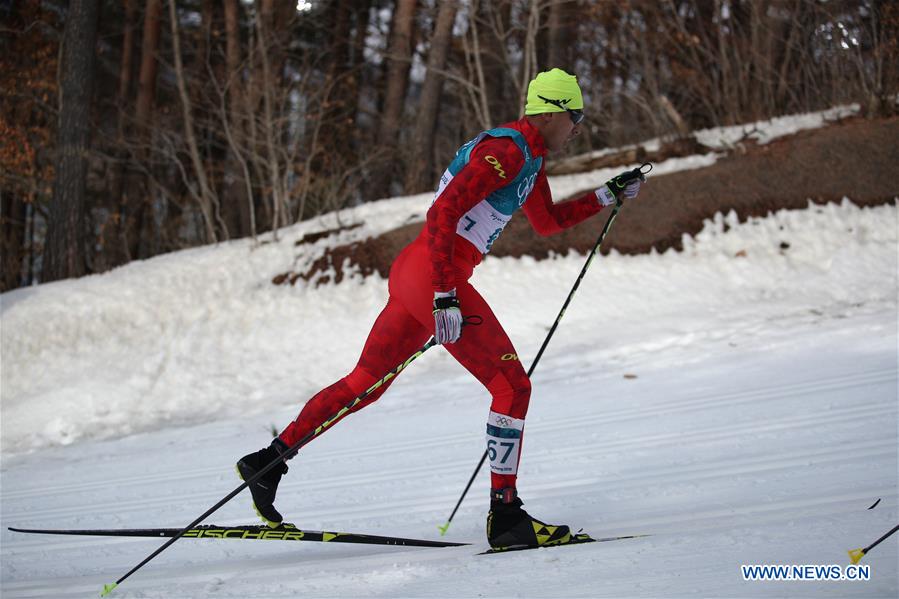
[197,0,213,68]
[221,0,254,239]
[241,0,294,234]
[460,0,492,130]
[135,0,162,128]
[351,0,370,131]
[657,94,690,137]
[860,0,896,117]
[199,0,228,239]
[519,0,541,114]
[217,84,257,241]
[314,0,354,181]
[243,6,266,228]
[546,0,579,72]
[662,0,722,126]
[324,0,353,128]
[370,0,417,200]
[479,1,516,124]
[255,0,284,238]
[327,0,353,79]
[404,0,458,192]
[771,0,797,109]
[25,201,36,285]
[879,1,899,116]
[117,0,137,112]
[44,0,99,282]
[224,0,241,83]
[102,0,137,270]
[260,0,293,85]
[1,192,27,291]
[168,0,218,243]
[121,0,163,260]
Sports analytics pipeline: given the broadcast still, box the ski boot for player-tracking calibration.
[486,488,571,550]
[236,438,289,528]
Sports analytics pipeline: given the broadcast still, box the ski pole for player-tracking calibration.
[438,163,651,536]
[848,523,899,564]
[102,334,448,597]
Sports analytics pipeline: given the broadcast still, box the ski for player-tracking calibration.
[479,532,648,555]
[8,523,469,549]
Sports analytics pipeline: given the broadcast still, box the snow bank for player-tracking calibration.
[694,104,860,148]
[575,104,860,162]
[1,199,894,454]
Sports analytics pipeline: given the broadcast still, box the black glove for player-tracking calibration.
[595,165,649,206]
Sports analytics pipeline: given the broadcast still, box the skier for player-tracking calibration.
[237,68,643,550]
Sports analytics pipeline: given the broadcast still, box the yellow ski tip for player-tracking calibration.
[437,522,450,536]
[848,548,865,564]
[100,582,118,597]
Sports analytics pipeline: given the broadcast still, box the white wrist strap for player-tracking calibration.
[595,186,616,207]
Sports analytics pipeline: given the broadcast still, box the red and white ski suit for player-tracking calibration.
[279,117,606,492]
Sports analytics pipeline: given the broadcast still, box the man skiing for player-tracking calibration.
[237,68,643,550]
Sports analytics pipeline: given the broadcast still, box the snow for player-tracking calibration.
[576,104,860,161]
[2,197,892,456]
[1,106,897,597]
[694,104,860,148]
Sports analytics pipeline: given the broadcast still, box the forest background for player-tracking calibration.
[1,0,895,291]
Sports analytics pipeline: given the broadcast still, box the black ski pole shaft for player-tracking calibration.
[848,523,899,564]
[525,201,624,379]
[439,164,651,535]
[438,449,489,535]
[866,523,899,552]
[102,337,439,597]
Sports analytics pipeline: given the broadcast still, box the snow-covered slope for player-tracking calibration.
[1,106,896,598]
[1,199,894,455]
[1,198,895,598]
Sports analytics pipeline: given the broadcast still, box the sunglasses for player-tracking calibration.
[537,95,585,125]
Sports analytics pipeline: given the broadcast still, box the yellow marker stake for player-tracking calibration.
[847,523,899,565]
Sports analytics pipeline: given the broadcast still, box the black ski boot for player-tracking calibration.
[486,488,571,550]
[236,438,290,528]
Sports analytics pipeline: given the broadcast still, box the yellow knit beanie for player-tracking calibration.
[525,68,584,115]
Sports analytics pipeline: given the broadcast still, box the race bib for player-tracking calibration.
[486,410,525,475]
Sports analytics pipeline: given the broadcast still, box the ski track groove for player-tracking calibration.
[2,367,891,501]
[6,441,893,556]
[0,540,482,599]
[3,364,894,581]
[3,487,896,597]
[4,399,893,524]
[3,396,893,525]
[4,410,893,552]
